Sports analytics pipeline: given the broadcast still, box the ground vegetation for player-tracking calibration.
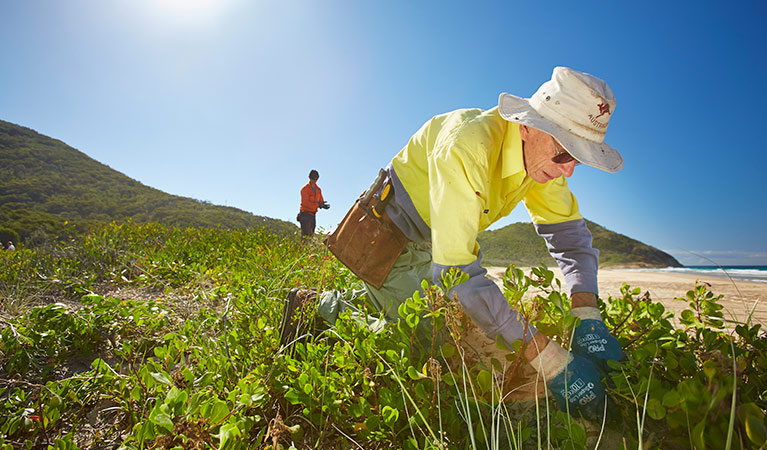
[0,222,763,449]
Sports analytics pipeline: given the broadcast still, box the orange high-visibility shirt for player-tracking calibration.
[300,182,324,214]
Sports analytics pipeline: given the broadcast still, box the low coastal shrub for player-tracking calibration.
[0,222,765,449]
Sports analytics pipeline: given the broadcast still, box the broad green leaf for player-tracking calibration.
[476,370,492,394]
[708,319,724,328]
[193,373,213,388]
[186,393,202,416]
[218,422,241,450]
[150,372,173,386]
[407,366,426,380]
[165,387,181,406]
[149,403,173,433]
[238,393,252,407]
[440,343,456,358]
[646,398,666,420]
[568,421,587,444]
[679,356,697,373]
[284,389,301,405]
[494,335,510,352]
[662,390,681,407]
[441,371,457,385]
[549,291,564,314]
[745,414,767,447]
[206,399,230,425]
[691,420,706,450]
[381,406,399,426]
[366,415,381,431]
[130,386,142,402]
[664,354,679,370]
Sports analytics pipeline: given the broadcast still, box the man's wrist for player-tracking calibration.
[571,306,603,321]
[523,332,550,362]
[571,292,597,309]
[528,339,573,382]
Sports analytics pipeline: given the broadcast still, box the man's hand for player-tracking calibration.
[529,340,607,420]
[318,201,330,209]
[571,306,625,371]
[548,352,607,419]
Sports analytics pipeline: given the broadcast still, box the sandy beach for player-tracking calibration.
[486,267,767,326]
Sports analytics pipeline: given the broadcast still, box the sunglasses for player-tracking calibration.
[551,138,580,165]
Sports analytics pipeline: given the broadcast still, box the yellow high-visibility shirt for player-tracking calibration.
[391,106,582,267]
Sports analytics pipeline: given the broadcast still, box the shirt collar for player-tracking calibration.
[501,121,525,178]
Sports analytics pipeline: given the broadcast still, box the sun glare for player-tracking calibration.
[151,0,236,25]
[158,0,220,14]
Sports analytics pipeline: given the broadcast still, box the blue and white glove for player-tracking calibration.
[530,341,606,420]
[571,306,625,371]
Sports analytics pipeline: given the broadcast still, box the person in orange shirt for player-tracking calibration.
[297,169,329,239]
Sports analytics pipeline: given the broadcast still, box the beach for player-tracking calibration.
[486,267,767,326]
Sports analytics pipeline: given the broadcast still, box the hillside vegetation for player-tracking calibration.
[0,120,295,244]
[1,120,682,271]
[478,221,681,268]
[1,222,764,449]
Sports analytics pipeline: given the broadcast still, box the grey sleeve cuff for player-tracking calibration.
[534,219,599,295]
[433,251,537,345]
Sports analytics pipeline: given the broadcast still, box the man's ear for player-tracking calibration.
[518,124,530,141]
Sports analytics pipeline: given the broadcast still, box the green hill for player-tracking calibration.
[478,220,681,268]
[0,120,296,244]
[0,119,680,268]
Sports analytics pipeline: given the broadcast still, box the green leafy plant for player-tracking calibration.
[1,223,765,449]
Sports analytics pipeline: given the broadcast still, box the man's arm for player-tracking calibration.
[534,219,599,295]
[434,254,538,346]
[523,174,598,296]
[317,187,325,205]
[535,220,625,369]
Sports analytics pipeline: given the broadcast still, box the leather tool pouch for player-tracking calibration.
[324,169,409,289]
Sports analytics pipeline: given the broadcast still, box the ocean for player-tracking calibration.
[627,266,767,283]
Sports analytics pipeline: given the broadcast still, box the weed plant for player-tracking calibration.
[0,222,765,449]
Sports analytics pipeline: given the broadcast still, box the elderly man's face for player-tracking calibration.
[520,125,577,184]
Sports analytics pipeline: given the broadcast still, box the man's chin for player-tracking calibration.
[531,174,549,184]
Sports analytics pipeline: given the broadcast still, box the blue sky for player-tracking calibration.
[1,0,765,266]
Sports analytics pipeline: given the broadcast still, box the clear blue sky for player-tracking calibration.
[1,0,765,266]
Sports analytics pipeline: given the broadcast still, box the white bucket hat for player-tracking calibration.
[498,66,623,173]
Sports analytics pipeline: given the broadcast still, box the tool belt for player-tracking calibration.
[324,169,409,289]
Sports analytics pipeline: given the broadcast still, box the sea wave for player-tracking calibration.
[623,267,767,283]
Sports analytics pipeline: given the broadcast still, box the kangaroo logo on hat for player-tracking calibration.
[595,102,611,119]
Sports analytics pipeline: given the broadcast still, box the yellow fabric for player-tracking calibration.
[390,107,582,266]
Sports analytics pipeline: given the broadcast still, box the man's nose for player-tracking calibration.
[561,161,576,178]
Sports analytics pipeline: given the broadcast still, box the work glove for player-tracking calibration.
[530,341,607,420]
[571,306,625,372]
[318,201,330,209]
